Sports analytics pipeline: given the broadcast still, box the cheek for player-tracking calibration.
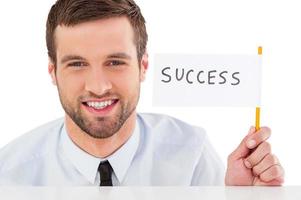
[115,70,140,89]
[56,72,85,98]
[109,71,140,100]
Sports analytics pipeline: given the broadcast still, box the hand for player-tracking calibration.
[225,126,284,186]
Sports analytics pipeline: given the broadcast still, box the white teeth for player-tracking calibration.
[87,100,114,109]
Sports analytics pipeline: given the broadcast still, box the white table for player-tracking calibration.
[1,186,300,200]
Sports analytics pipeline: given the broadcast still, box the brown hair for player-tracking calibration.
[46,0,148,65]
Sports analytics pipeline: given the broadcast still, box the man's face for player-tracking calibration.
[49,17,147,139]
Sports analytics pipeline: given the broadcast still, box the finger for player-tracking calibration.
[228,126,256,161]
[259,164,284,183]
[253,154,279,176]
[244,142,271,168]
[254,176,284,186]
[245,127,271,149]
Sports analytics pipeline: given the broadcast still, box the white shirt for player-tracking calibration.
[0,113,225,186]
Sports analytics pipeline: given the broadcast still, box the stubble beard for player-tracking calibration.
[58,90,140,139]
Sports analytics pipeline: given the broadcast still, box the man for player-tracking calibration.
[0,0,284,186]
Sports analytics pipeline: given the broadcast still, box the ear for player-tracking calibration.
[48,60,57,86]
[140,52,148,82]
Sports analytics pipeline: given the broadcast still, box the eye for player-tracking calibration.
[67,61,88,68]
[107,60,126,67]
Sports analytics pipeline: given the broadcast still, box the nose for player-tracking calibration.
[84,66,112,96]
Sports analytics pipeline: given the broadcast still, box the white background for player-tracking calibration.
[0,0,300,185]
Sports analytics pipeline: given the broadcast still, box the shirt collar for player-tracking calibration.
[60,119,140,185]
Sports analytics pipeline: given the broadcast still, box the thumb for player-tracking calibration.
[228,127,256,161]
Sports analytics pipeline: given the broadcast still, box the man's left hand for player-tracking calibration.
[225,126,284,186]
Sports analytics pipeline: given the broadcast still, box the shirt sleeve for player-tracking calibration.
[190,133,225,186]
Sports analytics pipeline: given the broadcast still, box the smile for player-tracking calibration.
[85,100,117,110]
[86,100,115,110]
[82,99,119,115]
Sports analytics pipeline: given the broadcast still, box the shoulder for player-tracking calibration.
[137,113,207,147]
[0,118,64,172]
[137,113,224,185]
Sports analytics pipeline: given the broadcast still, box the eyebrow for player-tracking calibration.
[60,55,86,64]
[60,52,132,64]
[107,52,132,60]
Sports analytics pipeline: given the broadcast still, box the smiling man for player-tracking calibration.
[0,0,284,186]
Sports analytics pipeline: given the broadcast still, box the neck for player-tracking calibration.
[65,112,137,158]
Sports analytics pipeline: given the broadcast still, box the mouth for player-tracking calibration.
[82,99,119,114]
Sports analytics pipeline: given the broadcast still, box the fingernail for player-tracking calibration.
[247,139,256,148]
[244,160,252,168]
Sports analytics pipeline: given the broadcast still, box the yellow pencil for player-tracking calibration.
[255,46,262,131]
[256,107,260,131]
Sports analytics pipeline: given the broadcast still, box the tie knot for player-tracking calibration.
[98,160,113,186]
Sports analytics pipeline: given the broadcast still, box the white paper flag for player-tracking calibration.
[153,54,262,107]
